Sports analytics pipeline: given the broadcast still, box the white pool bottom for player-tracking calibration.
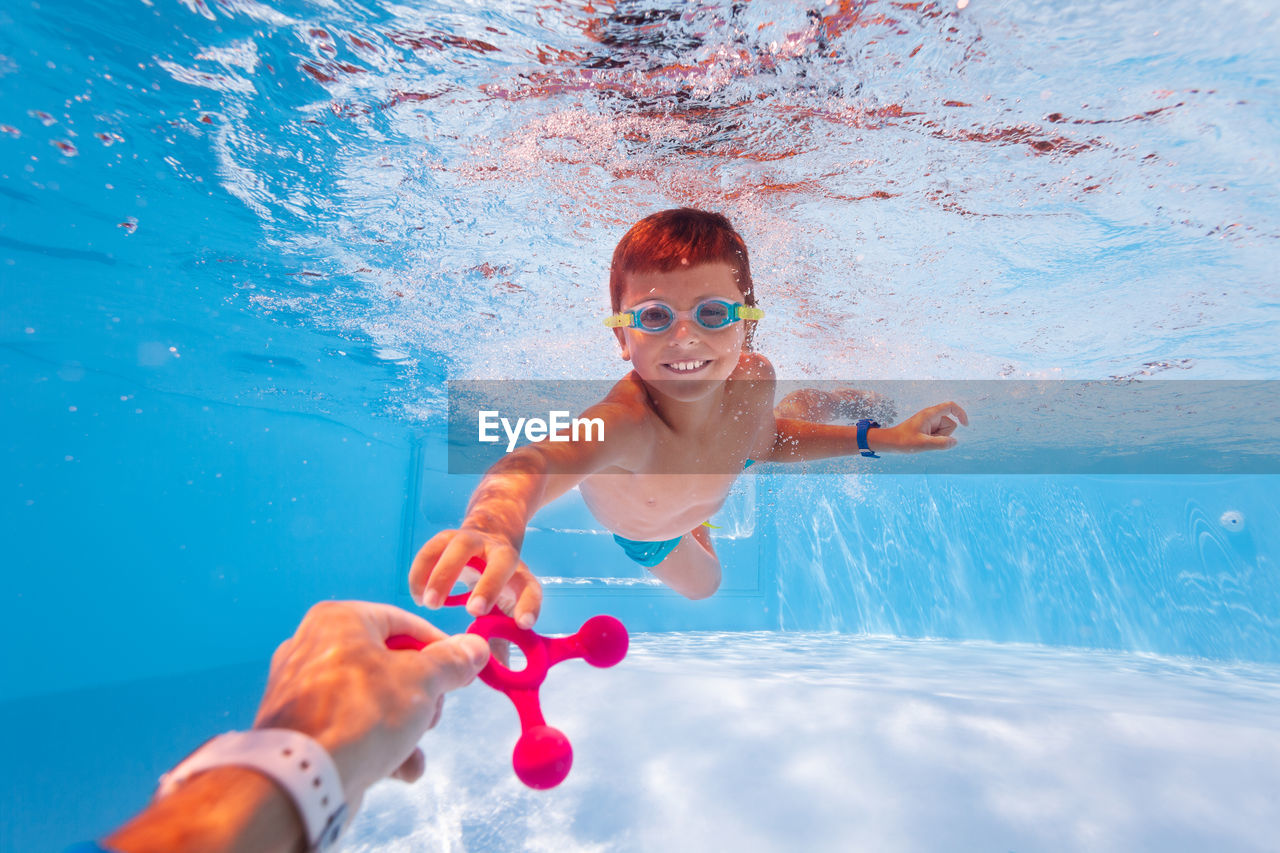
[343,634,1280,853]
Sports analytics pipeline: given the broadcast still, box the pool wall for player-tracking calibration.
[769,473,1280,660]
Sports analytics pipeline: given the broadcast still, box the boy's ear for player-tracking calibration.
[613,328,630,361]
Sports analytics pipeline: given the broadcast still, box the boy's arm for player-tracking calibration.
[409,401,648,623]
[760,401,969,463]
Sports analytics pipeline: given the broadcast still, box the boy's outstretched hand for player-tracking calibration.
[882,401,969,452]
[409,529,543,628]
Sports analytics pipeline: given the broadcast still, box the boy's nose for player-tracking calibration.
[668,319,701,345]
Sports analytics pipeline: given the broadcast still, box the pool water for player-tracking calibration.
[2,0,1278,850]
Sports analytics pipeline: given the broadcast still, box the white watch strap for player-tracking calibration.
[156,729,349,852]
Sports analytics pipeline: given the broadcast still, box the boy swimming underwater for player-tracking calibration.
[410,208,967,626]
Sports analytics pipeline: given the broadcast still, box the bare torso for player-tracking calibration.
[578,353,776,540]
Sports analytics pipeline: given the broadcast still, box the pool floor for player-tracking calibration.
[341,634,1280,853]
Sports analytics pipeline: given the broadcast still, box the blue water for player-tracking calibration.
[3,0,1279,850]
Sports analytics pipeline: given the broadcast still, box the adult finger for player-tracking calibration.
[427,694,444,730]
[358,600,451,646]
[414,632,491,698]
[390,747,426,784]
[267,636,296,674]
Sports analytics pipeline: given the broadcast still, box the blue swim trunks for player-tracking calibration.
[612,533,683,567]
[613,460,756,566]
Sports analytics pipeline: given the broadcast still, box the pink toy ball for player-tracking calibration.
[513,725,573,790]
[577,615,629,668]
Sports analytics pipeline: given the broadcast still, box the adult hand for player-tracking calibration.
[409,528,543,627]
[253,601,490,811]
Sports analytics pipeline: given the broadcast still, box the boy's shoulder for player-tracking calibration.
[733,351,776,382]
[593,372,660,424]
[574,373,659,462]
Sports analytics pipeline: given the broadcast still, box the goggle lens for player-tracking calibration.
[637,304,675,331]
[695,301,732,328]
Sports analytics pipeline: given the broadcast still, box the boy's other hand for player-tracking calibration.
[409,529,543,629]
[883,401,969,452]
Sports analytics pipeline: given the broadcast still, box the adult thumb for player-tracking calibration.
[418,633,490,697]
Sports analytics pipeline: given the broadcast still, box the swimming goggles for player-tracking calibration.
[604,299,764,333]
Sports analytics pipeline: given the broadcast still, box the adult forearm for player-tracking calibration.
[104,767,306,853]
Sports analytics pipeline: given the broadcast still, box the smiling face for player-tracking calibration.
[614,262,749,400]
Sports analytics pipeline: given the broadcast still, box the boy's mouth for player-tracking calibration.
[662,359,711,375]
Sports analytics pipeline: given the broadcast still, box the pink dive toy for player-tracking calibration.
[387,557,628,789]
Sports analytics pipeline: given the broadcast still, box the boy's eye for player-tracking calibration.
[637,305,673,329]
[696,302,730,327]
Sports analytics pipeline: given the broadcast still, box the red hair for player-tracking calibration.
[609,208,756,314]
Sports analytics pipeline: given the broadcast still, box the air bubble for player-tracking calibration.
[1219,510,1244,532]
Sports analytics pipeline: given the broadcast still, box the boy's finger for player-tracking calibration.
[512,569,543,630]
[926,401,964,426]
[468,546,518,616]
[425,534,482,608]
[408,532,451,603]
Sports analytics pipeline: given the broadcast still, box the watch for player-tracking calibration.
[156,729,349,852]
[856,418,881,458]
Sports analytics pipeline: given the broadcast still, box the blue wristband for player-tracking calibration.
[64,844,120,853]
[856,418,881,458]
